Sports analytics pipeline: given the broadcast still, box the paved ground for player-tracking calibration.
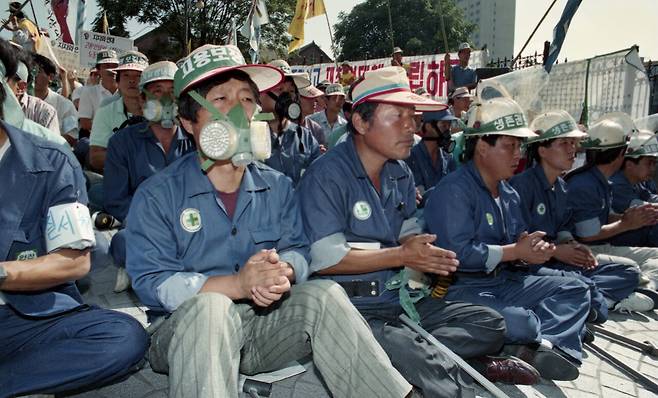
[63,256,658,398]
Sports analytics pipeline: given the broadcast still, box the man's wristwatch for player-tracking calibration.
[0,265,7,286]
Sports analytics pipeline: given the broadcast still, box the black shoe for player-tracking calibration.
[583,328,595,344]
[502,344,579,381]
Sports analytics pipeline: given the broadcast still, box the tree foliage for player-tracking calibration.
[93,0,295,59]
[334,0,476,61]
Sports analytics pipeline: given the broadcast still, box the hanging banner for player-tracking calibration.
[292,51,488,100]
[78,30,135,68]
[537,47,650,123]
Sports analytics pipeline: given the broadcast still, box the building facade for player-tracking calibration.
[454,0,515,61]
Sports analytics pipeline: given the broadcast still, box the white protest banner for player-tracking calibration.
[292,51,488,100]
[50,39,81,71]
[79,30,135,68]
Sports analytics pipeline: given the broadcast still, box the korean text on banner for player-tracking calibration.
[78,30,135,68]
[292,50,488,100]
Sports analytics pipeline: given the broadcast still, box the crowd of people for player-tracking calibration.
[2,11,658,397]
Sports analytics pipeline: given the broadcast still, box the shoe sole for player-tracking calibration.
[635,288,658,310]
[532,348,579,381]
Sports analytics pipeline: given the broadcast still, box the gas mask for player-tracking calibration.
[188,90,274,171]
[143,91,178,129]
[422,122,455,153]
[269,91,301,122]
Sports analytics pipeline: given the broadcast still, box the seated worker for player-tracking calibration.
[299,84,328,147]
[426,97,592,381]
[611,130,658,225]
[1,40,66,147]
[261,60,320,185]
[299,67,541,396]
[78,50,119,133]
[32,54,79,146]
[103,61,196,289]
[566,118,658,290]
[445,43,478,91]
[405,109,457,199]
[7,52,60,135]
[448,87,474,167]
[510,111,648,316]
[0,50,148,397]
[306,83,348,142]
[89,51,149,173]
[125,44,414,398]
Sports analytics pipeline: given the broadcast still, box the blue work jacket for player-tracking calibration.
[425,161,526,273]
[125,153,310,313]
[265,122,321,186]
[0,121,89,317]
[297,136,421,309]
[405,141,456,193]
[103,122,195,221]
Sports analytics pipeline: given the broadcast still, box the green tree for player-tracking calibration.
[93,0,295,59]
[334,0,476,61]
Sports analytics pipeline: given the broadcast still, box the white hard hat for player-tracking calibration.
[596,112,638,137]
[527,110,588,143]
[140,61,178,91]
[581,119,627,149]
[626,130,658,158]
[464,97,536,138]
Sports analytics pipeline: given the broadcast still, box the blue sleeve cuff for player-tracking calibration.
[485,245,503,272]
[557,231,575,243]
[309,232,350,273]
[574,218,602,238]
[399,217,422,240]
[630,199,647,207]
[156,272,208,312]
[280,250,309,283]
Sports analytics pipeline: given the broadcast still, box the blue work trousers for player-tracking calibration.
[531,261,639,323]
[445,271,590,362]
[0,305,148,397]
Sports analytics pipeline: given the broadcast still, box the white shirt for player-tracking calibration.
[77,84,114,121]
[44,89,79,138]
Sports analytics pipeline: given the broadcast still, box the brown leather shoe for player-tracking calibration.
[479,356,540,385]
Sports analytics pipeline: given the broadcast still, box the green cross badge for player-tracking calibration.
[180,208,202,233]
[353,201,372,221]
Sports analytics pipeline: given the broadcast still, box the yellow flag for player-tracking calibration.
[101,12,109,35]
[288,0,326,53]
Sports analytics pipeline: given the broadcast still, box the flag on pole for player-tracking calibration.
[226,18,238,45]
[101,11,109,35]
[75,0,86,45]
[544,0,582,73]
[240,0,269,63]
[287,0,326,53]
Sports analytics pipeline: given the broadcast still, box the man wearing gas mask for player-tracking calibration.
[262,59,321,186]
[124,44,415,398]
[103,61,196,284]
[405,109,458,201]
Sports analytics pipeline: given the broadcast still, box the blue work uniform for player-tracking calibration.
[450,65,477,89]
[125,152,310,314]
[510,165,639,319]
[265,121,321,186]
[426,160,591,361]
[0,121,147,397]
[610,171,658,212]
[567,167,657,247]
[297,136,506,398]
[405,140,456,195]
[103,123,196,266]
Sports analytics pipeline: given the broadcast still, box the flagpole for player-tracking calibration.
[28,0,40,31]
[511,0,557,68]
[323,9,338,68]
